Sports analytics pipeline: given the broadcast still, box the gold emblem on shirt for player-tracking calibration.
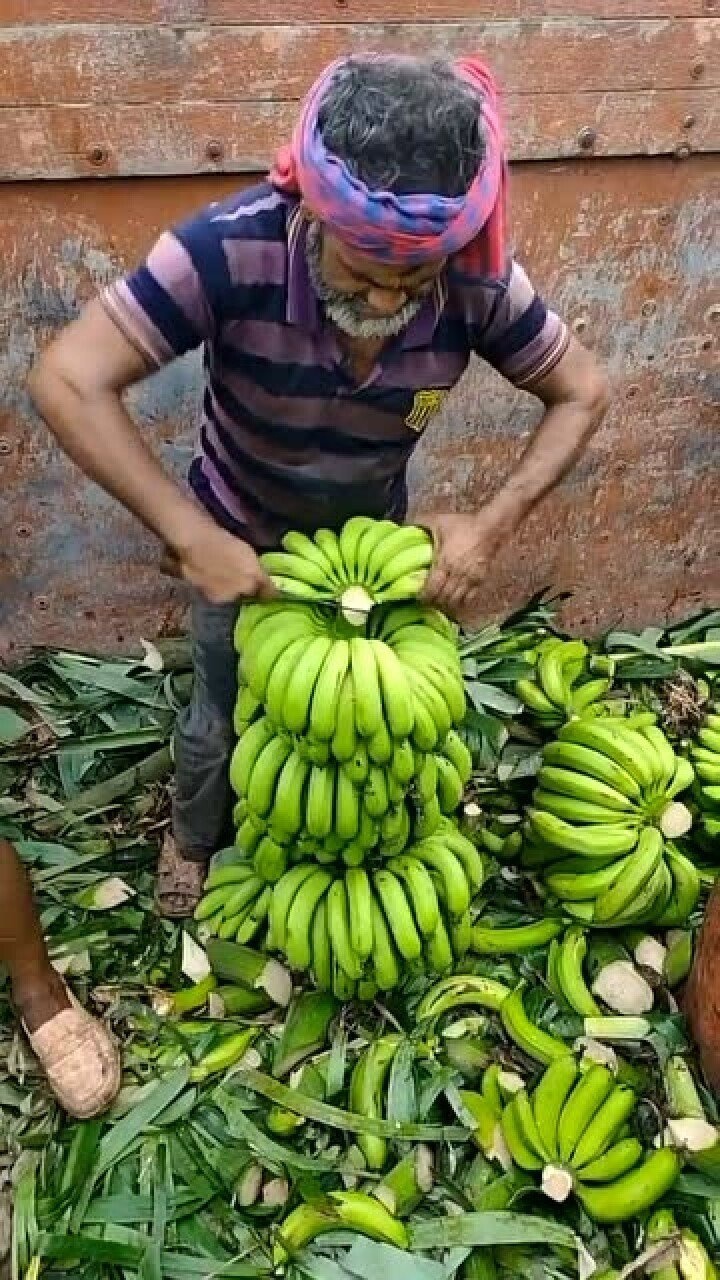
[405,389,447,433]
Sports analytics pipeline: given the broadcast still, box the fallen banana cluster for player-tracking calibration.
[515,637,611,726]
[260,517,433,613]
[689,707,720,842]
[483,1059,682,1224]
[522,716,700,926]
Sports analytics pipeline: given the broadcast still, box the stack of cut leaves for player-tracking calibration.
[2,599,720,1280]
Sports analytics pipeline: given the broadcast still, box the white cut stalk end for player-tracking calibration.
[237,1164,263,1207]
[207,992,226,1019]
[415,1144,435,1193]
[490,1123,513,1172]
[591,961,654,1015]
[340,585,374,626]
[181,932,211,983]
[634,936,667,975]
[262,1177,289,1208]
[660,801,693,838]
[665,1117,720,1153]
[541,1164,574,1203]
[259,958,293,1007]
[574,1036,619,1072]
[139,638,164,671]
[497,1070,526,1096]
[76,876,135,911]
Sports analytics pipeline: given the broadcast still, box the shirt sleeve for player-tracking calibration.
[99,207,223,368]
[468,260,570,389]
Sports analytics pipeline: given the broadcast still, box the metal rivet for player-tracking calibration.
[577,127,597,151]
[690,60,705,79]
[0,437,11,455]
[658,210,673,226]
[642,300,657,317]
[35,596,49,612]
[87,145,108,166]
[674,143,691,160]
[682,114,696,130]
[701,337,713,351]
[335,0,348,7]
[626,384,640,399]
[704,0,717,10]
[16,524,31,538]
[572,315,589,334]
[205,139,224,162]
[706,304,720,325]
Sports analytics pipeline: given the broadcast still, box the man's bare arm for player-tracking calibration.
[421,336,610,617]
[28,300,274,604]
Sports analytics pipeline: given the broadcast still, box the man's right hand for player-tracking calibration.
[168,520,277,605]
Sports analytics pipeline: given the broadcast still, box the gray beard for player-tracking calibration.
[305,223,423,340]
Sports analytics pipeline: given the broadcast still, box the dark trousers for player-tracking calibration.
[172,598,238,862]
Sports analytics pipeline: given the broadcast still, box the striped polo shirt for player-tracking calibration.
[101,182,569,549]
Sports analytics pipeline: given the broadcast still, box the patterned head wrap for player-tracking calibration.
[270,55,508,277]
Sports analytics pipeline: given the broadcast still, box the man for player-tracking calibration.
[29,55,609,916]
[0,838,120,1115]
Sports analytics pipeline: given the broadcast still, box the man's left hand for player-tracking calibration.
[418,509,512,622]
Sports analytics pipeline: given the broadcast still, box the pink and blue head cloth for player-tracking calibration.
[270,54,508,279]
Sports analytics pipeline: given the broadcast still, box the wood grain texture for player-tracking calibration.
[0,157,717,653]
[0,2,710,23]
[1,20,717,108]
[0,89,715,180]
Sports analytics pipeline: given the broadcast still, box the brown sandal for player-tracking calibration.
[154,833,208,919]
[24,983,121,1119]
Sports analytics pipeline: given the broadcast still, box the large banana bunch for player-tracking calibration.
[522,716,699,927]
[264,826,484,998]
[259,518,434,615]
[515,637,611,727]
[689,707,720,842]
[495,1059,680,1223]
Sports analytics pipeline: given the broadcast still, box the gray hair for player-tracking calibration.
[318,56,485,199]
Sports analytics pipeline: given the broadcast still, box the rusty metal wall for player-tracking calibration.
[0,4,718,655]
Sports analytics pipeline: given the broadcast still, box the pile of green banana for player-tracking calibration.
[258,517,434,612]
[515,637,611,726]
[689,707,720,841]
[522,716,700,927]
[491,1058,680,1223]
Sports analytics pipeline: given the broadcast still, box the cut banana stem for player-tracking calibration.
[659,802,693,838]
[541,1164,574,1202]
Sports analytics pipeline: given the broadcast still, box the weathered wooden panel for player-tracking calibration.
[0,156,716,657]
[1,89,714,181]
[0,2,711,22]
[1,21,717,108]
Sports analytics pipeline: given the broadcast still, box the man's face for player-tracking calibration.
[305,222,446,341]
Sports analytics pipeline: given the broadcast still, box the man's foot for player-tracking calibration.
[154,833,207,919]
[18,975,121,1119]
[12,969,70,1034]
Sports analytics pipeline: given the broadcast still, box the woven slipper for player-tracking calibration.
[24,984,121,1119]
[154,833,207,919]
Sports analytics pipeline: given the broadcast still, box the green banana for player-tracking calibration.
[370,639,414,739]
[327,877,363,981]
[370,892,401,990]
[309,640,351,741]
[575,1148,679,1223]
[229,716,276,797]
[424,912,455,973]
[253,836,289,884]
[246,735,293,818]
[654,845,701,926]
[349,1034,402,1170]
[545,859,629,902]
[265,636,312,724]
[390,738,416,785]
[531,1055,579,1160]
[526,809,638,858]
[306,763,336,840]
[576,1136,643,1182]
[331,672,358,762]
[281,635,333,734]
[572,1085,637,1170]
[542,740,642,799]
[367,719,394,765]
[558,719,657,790]
[556,927,601,1017]
[282,528,344,584]
[500,984,572,1065]
[501,1095,544,1170]
[334,767,360,843]
[593,825,664,923]
[533,790,638,826]
[273,1189,408,1264]
[412,839,470,918]
[310,896,333,990]
[269,750,310,838]
[284,868,333,971]
[343,742,370,786]
[436,755,464,813]
[349,637,384,738]
[373,868,423,962]
[441,730,473,785]
[537,765,636,812]
[557,1065,616,1163]
[387,855,441,939]
[364,764,390,818]
[439,824,486,891]
[268,862,321,952]
[471,918,563,955]
[345,867,375,961]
